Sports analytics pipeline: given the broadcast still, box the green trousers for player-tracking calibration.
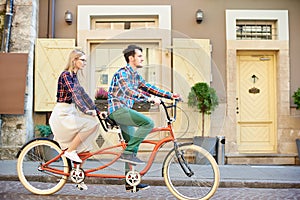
[109,107,154,183]
[109,107,154,154]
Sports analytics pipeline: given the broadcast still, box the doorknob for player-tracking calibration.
[236,97,239,114]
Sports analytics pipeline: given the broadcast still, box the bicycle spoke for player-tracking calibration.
[17,140,69,195]
[163,144,220,200]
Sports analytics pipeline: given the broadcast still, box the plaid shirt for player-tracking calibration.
[108,65,172,114]
[56,71,96,114]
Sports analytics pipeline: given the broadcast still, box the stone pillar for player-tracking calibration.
[0,0,38,159]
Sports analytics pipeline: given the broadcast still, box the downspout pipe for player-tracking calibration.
[47,0,55,38]
[0,0,14,146]
[1,0,14,53]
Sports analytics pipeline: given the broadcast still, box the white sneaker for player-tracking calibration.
[76,182,88,190]
[64,150,82,163]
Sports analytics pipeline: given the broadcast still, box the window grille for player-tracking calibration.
[236,20,277,40]
[91,16,158,30]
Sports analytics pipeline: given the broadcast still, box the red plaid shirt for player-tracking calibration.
[56,71,96,114]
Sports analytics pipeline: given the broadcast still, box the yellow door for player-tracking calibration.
[237,51,277,153]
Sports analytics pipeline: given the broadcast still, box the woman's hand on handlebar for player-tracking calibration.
[86,110,97,116]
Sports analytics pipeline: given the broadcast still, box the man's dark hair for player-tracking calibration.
[123,45,143,63]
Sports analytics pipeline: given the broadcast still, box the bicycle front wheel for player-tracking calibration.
[17,139,69,195]
[163,144,220,200]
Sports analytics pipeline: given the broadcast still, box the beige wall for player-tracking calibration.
[39,0,300,106]
[37,0,300,164]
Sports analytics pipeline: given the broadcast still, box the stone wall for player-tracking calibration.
[0,0,37,159]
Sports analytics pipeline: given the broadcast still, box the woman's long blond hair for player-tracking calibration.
[64,49,85,72]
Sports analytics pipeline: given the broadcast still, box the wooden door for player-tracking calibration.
[237,51,277,153]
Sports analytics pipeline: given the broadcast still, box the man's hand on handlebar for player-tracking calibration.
[172,93,182,101]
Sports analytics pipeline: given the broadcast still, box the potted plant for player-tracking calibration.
[292,88,300,160]
[188,82,219,158]
[95,87,108,111]
[36,124,53,138]
[292,88,300,109]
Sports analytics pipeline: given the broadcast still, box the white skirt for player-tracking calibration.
[49,103,99,152]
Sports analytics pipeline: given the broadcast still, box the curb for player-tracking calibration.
[2,175,300,189]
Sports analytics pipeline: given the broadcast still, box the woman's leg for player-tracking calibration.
[67,124,99,152]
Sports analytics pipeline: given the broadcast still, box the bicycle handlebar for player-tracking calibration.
[97,112,119,132]
[160,98,180,123]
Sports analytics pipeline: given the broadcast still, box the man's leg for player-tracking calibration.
[109,107,154,155]
[109,107,152,191]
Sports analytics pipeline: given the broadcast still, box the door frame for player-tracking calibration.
[88,40,162,99]
[226,40,290,155]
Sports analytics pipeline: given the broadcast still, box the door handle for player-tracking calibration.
[236,97,239,114]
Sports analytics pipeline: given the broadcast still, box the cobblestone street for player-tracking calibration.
[1,181,299,200]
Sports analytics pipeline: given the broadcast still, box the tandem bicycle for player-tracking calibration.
[16,99,220,200]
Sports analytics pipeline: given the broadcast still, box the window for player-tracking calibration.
[91,16,158,30]
[236,20,277,40]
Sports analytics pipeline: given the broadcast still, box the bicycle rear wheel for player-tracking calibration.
[17,139,69,195]
[163,144,220,200]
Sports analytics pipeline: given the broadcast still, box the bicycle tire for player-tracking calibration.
[163,144,220,200]
[17,139,69,195]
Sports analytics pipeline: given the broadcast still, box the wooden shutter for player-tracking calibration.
[173,39,211,138]
[34,39,75,111]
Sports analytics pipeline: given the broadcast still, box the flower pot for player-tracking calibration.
[296,139,300,161]
[193,136,217,164]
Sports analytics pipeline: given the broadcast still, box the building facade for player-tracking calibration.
[0,0,299,164]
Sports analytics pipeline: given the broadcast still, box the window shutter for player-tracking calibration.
[34,39,75,111]
[173,39,212,137]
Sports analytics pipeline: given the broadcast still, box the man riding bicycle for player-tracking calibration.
[107,44,180,192]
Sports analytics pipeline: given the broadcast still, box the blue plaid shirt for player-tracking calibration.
[107,65,172,114]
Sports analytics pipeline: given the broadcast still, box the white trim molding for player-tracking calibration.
[226,10,289,40]
[78,5,171,31]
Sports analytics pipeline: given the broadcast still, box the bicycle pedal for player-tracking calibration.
[76,182,88,191]
[127,188,138,193]
[76,185,84,191]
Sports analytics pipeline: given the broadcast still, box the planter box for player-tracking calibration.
[95,99,108,111]
[95,100,150,112]
[132,102,151,112]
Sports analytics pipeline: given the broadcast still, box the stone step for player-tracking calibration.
[226,153,298,165]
